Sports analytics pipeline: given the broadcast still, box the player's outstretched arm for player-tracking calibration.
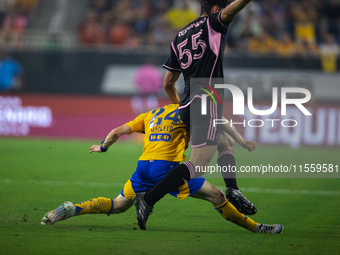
[220,0,252,22]
[221,117,256,152]
[163,70,181,104]
[89,125,131,153]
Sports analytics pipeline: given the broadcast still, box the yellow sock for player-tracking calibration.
[215,200,257,231]
[74,197,113,216]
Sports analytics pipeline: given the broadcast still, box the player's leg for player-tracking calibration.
[137,100,221,228]
[41,195,133,226]
[74,195,134,215]
[189,145,219,176]
[41,161,152,226]
[190,180,283,234]
[110,195,134,213]
[141,144,216,205]
[135,160,189,230]
[189,180,225,207]
[218,130,237,188]
[190,180,258,232]
[218,132,257,215]
[142,102,220,207]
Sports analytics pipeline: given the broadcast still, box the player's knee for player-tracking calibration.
[218,134,234,153]
[111,199,133,214]
[191,155,214,169]
[112,207,127,214]
[212,189,226,207]
[228,137,235,151]
[190,146,218,168]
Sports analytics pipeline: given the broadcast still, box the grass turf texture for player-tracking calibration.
[0,138,339,255]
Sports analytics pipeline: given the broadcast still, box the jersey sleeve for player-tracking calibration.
[124,112,147,134]
[163,42,181,72]
[208,10,230,33]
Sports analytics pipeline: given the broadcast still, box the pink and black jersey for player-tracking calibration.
[163,10,230,106]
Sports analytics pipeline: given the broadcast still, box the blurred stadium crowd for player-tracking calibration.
[77,0,340,58]
[0,0,38,48]
[0,0,339,58]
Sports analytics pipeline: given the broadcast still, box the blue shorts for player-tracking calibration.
[120,160,205,200]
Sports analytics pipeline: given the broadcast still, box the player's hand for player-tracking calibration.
[243,141,257,152]
[89,145,102,153]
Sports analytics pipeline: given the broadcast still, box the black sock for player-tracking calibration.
[217,151,238,190]
[144,162,193,206]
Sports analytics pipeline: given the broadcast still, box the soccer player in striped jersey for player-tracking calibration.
[41,104,283,234]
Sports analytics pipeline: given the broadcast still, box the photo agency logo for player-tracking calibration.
[197,81,312,128]
[198,82,223,114]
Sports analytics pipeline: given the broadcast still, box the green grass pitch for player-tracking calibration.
[0,138,339,255]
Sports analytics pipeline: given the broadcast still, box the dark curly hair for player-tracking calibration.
[200,0,233,15]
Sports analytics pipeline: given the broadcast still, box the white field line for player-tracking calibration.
[1,179,125,188]
[1,179,340,196]
[216,186,340,196]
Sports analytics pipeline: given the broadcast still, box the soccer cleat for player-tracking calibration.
[253,224,284,234]
[134,192,153,230]
[41,201,76,225]
[226,187,257,215]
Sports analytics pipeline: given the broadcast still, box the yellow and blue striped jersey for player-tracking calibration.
[124,104,189,162]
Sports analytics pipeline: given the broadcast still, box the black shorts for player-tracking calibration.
[179,97,222,147]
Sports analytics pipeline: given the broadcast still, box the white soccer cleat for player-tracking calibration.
[253,224,284,234]
[41,201,76,225]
